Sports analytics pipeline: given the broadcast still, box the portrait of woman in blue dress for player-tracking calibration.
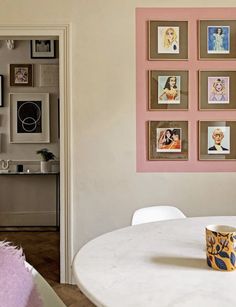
[207,26,230,54]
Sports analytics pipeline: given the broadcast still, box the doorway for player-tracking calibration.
[0,25,71,283]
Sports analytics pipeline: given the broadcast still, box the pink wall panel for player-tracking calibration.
[136,8,236,172]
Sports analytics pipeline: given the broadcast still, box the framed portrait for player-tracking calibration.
[149,20,188,60]
[39,64,59,87]
[199,71,236,110]
[207,26,230,54]
[10,64,33,87]
[0,75,3,107]
[199,121,236,160]
[9,93,50,143]
[148,121,188,160]
[149,70,188,110]
[199,20,236,59]
[31,40,55,58]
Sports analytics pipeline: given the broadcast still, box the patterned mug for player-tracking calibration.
[206,224,236,271]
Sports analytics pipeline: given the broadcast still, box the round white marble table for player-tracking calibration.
[73,216,236,307]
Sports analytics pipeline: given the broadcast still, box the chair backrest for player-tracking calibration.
[131,206,186,225]
[25,262,66,307]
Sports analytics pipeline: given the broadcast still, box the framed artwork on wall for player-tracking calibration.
[10,64,33,87]
[0,75,3,107]
[39,64,59,87]
[9,93,50,143]
[199,71,236,110]
[199,20,236,59]
[149,70,188,110]
[148,121,188,160]
[199,121,236,160]
[149,20,188,60]
[31,40,55,59]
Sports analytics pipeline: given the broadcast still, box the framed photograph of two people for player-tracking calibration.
[148,121,188,160]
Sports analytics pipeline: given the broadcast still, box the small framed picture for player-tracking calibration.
[199,20,236,59]
[149,20,188,60]
[157,26,179,54]
[0,75,3,107]
[199,121,236,160]
[207,126,230,154]
[149,70,188,110]
[31,40,55,58]
[9,93,50,143]
[199,71,236,110]
[148,121,188,160]
[207,26,230,54]
[10,64,33,87]
[207,76,229,104]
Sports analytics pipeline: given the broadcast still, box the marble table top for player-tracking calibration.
[73,216,236,307]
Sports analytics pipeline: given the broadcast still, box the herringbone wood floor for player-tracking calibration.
[0,231,95,307]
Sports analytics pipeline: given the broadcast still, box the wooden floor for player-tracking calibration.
[0,231,95,307]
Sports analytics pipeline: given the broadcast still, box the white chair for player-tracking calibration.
[25,262,66,307]
[131,206,186,225]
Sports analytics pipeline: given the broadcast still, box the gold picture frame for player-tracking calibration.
[149,20,188,60]
[199,20,236,60]
[199,120,236,160]
[149,70,188,110]
[148,121,188,160]
[199,71,236,110]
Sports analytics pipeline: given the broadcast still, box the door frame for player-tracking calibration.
[0,24,72,283]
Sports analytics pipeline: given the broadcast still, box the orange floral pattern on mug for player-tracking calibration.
[206,225,236,271]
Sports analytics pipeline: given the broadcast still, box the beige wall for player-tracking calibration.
[0,40,59,225]
[0,0,236,258]
[0,40,59,164]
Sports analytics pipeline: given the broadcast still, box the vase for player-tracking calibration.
[40,161,51,173]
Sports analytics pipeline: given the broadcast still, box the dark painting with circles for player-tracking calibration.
[17,100,42,133]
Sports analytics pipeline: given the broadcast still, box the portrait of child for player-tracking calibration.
[207,26,230,54]
[157,26,179,54]
[207,77,229,104]
[158,76,181,104]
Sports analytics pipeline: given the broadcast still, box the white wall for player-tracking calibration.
[0,0,235,258]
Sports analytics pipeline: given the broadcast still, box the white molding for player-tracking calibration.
[0,24,72,284]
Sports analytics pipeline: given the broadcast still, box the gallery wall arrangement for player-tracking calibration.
[136,7,236,172]
[0,39,60,172]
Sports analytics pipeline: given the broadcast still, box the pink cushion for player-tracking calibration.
[0,241,42,307]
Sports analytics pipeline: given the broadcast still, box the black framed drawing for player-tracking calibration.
[9,93,50,143]
[31,40,55,59]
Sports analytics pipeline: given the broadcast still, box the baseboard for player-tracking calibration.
[0,211,57,226]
